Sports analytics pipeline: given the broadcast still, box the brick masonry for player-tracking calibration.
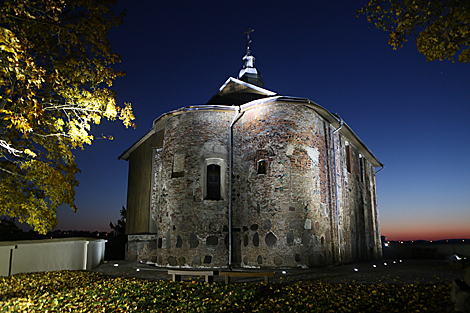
[127,99,382,268]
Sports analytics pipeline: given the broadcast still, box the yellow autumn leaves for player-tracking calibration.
[0,270,456,312]
[358,0,470,63]
[0,0,134,233]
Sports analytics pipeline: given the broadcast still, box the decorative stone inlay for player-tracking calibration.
[168,256,177,266]
[192,255,201,266]
[257,255,263,264]
[203,255,212,264]
[166,229,171,249]
[286,230,294,246]
[295,253,301,262]
[263,219,272,230]
[250,224,258,231]
[265,232,277,246]
[206,235,218,246]
[173,153,185,173]
[304,218,312,230]
[289,220,300,229]
[178,257,186,266]
[302,231,310,245]
[189,233,199,248]
[253,232,259,247]
[176,235,182,248]
[274,256,283,265]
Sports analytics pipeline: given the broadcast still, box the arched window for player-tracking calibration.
[257,160,266,174]
[206,164,221,200]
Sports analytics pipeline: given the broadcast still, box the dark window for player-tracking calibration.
[257,160,266,174]
[206,164,221,200]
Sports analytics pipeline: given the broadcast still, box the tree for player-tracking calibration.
[0,0,135,234]
[358,0,470,63]
[0,217,23,240]
[109,206,126,236]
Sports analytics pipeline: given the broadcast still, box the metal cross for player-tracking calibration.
[244,26,254,41]
[244,26,254,49]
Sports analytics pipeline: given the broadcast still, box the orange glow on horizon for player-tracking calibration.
[381,225,469,241]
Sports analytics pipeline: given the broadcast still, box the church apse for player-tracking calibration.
[119,29,383,268]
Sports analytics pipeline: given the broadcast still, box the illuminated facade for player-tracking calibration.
[119,37,383,268]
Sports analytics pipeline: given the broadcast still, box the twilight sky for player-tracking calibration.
[47,0,469,241]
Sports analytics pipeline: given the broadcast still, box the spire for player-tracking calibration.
[238,27,264,87]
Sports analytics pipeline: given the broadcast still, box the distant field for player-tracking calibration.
[0,271,454,312]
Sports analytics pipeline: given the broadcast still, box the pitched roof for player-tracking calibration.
[206,77,276,105]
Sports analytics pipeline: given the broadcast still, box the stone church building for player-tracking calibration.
[119,33,383,268]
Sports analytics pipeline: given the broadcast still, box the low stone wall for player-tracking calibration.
[0,237,106,276]
[126,234,158,263]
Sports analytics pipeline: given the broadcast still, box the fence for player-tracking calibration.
[0,237,106,276]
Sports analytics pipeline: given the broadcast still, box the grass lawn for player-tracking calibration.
[0,270,454,312]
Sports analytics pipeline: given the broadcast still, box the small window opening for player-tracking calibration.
[257,160,266,174]
[206,164,221,200]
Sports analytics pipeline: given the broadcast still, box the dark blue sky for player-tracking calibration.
[51,0,469,241]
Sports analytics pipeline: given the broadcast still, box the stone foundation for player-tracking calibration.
[126,234,158,263]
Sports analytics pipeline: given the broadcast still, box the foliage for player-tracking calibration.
[358,0,470,63]
[0,270,456,312]
[109,206,126,236]
[0,0,135,234]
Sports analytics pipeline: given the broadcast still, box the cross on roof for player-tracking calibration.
[244,26,254,50]
[244,26,254,41]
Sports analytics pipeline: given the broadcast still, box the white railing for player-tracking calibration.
[0,237,106,276]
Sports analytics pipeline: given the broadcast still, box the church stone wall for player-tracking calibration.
[345,141,382,262]
[232,103,338,267]
[151,110,233,267]
[126,100,381,268]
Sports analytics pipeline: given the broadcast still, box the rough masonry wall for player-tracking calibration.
[131,101,381,267]
[346,144,382,261]
[151,110,233,267]
[232,103,338,267]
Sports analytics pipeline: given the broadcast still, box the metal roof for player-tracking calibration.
[119,78,383,168]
